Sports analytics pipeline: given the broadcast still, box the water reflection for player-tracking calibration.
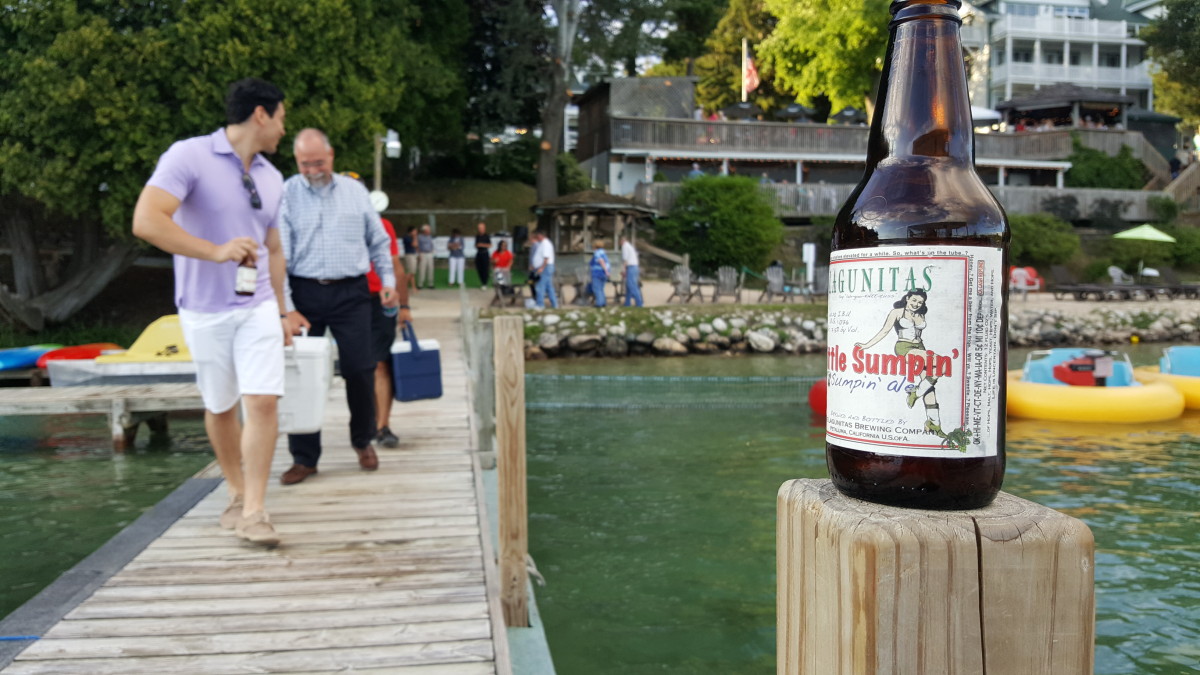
[529,356,1200,675]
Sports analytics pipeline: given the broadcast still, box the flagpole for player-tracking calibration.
[741,38,748,103]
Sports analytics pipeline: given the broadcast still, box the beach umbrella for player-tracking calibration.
[831,106,867,124]
[1113,224,1176,243]
[774,103,816,121]
[721,101,763,119]
[1113,224,1176,279]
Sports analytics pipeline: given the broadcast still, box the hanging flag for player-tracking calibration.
[745,57,761,93]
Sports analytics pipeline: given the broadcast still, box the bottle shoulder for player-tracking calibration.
[834,158,1008,247]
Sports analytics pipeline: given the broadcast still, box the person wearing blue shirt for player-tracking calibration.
[590,239,610,307]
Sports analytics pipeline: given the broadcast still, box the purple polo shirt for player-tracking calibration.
[146,129,283,313]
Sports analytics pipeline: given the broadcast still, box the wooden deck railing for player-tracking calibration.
[1165,162,1200,204]
[636,182,1169,221]
[606,117,1169,180]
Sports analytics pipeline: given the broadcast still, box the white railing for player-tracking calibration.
[635,182,1167,222]
[993,15,1132,40]
[990,62,1151,88]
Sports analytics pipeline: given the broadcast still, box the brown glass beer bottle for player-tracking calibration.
[825,0,1008,509]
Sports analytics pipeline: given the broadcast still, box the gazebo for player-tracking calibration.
[995,83,1135,129]
[532,189,657,256]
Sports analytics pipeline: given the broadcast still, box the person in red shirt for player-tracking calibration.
[492,239,513,272]
[367,215,406,448]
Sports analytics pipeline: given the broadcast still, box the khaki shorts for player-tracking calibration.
[179,301,285,413]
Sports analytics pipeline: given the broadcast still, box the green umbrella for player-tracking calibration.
[1113,223,1177,243]
[1113,224,1176,281]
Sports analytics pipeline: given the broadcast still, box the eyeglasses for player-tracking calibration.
[242,172,262,210]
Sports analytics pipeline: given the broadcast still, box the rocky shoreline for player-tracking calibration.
[517,306,1200,359]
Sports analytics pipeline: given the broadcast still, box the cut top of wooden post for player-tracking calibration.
[777,479,1094,675]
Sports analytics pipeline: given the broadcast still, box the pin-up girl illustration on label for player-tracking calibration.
[854,288,972,452]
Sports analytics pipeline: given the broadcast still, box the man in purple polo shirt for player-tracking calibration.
[132,78,291,547]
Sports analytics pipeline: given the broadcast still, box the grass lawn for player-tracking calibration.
[384,179,537,233]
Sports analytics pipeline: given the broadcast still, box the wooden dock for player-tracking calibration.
[0,311,513,674]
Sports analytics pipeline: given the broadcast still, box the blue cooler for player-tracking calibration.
[391,323,442,401]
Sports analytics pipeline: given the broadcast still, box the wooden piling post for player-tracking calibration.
[778,479,1094,675]
[494,316,528,627]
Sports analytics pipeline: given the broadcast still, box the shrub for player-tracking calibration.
[1164,225,1200,270]
[1064,135,1147,190]
[1148,195,1182,225]
[556,152,592,195]
[1009,213,1080,267]
[655,176,784,274]
[1081,258,1113,282]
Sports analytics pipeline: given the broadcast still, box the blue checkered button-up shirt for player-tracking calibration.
[279,173,395,309]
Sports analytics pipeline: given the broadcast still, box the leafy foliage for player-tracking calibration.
[1088,199,1132,229]
[556,152,593,195]
[654,176,783,273]
[693,0,784,115]
[1142,0,1200,127]
[757,0,889,114]
[1063,135,1147,190]
[1148,195,1182,225]
[465,0,550,134]
[1008,213,1080,267]
[576,0,668,78]
[660,0,727,74]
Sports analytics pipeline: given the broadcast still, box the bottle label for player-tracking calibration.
[235,264,258,295]
[825,245,1004,458]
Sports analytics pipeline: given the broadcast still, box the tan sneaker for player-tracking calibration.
[236,511,280,547]
[219,495,244,529]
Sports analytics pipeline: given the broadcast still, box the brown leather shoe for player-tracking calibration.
[280,463,318,485]
[355,445,379,471]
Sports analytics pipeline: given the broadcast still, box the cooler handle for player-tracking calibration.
[402,322,422,353]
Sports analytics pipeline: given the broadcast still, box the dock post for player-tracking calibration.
[494,315,529,627]
[777,479,1095,675]
[109,398,134,451]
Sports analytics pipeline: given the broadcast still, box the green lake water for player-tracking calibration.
[527,351,1200,675]
[0,413,213,619]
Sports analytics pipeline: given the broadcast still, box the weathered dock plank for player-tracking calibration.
[2,310,511,674]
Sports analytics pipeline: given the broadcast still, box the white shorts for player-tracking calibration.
[179,301,284,413]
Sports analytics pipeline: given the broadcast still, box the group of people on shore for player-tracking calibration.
[132,78,418,547]
[401,221,512,291]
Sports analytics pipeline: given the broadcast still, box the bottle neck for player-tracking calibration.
[866,3,974,166]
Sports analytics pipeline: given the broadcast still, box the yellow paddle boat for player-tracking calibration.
[1008,348,1183,423]
[1133,346,1200,409]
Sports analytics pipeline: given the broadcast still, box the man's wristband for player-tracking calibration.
[280,314,288,319]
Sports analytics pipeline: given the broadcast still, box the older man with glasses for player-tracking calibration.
[277,128,408,486]
[132,78,291,547]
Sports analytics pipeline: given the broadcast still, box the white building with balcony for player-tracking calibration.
[965,0,1161,110]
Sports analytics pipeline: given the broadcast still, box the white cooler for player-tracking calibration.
[277,333,334,434]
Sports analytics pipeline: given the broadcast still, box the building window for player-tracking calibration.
[994,50,1006,65]
[1013,51,1033,63]
[1070,51,1081,66]
[1052,6,1089,19]
[1005,3,1040,16]
[1101,52,1121,68]
[1044,52,1062,65]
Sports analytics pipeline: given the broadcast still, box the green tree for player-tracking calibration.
[466,0,550,134]
[0,0,463,330]
[536,0,583,201]
[576,0,668,79]
[694,0,783,115]
[654,175,783,273]
[1008,214,1080,267]
[1142,0,1200,127]
[757,0,889,116]
[660,0,728,75]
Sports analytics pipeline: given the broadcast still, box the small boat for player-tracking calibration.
[1008,348,1184,423]
[94,315,191,363]
[0,344,62,371]
[1133,346,1200,409]
[49,316,194,387]
[36,343,125,369]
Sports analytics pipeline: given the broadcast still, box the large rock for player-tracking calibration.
[525,346,547,360]
[543,314,562,327]
[567,334,602,352]
[705,334,731,349]
[747,330,777,353]
[712,317,728,332]
[652,337,689,356]
[686,326,702,342]
[635,331,657,345]
[690,341,720,354]
[538,332,562,353]
[603,335,629,357]
[730,317,748,329]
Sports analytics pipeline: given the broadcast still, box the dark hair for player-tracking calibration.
[497,240,508,251]
[451,228,461,236]
[892,288,929,315]
[225,78,285,125]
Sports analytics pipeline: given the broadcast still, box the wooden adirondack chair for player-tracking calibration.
[710,266,743,303]
[666,264,700,303]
